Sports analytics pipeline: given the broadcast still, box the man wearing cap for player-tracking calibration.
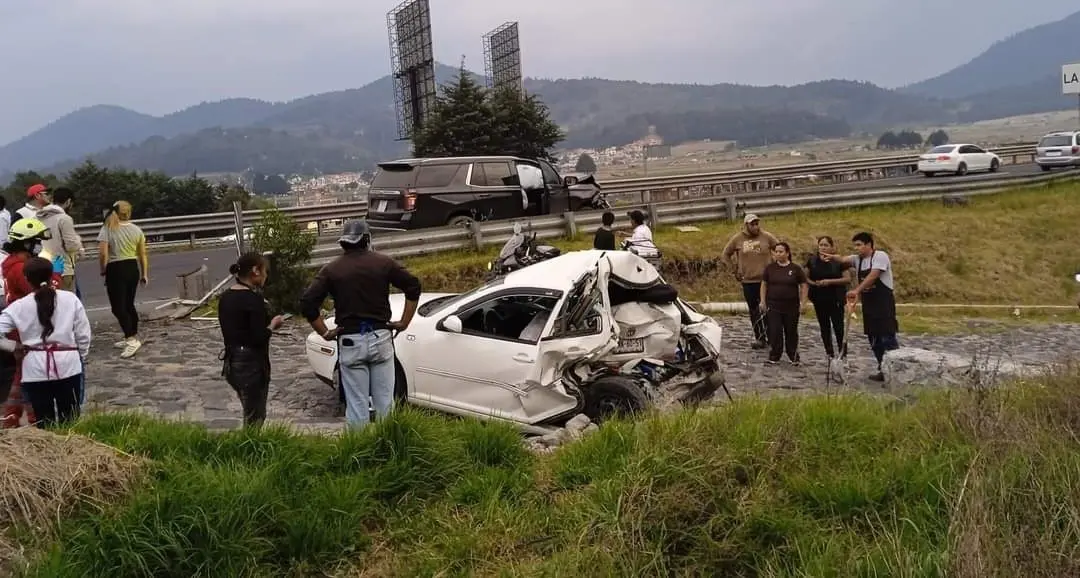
[299,219,422,429]
[16,184,50,223]
[722,214,779,349]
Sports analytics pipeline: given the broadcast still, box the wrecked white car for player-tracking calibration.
[305,250,726,434]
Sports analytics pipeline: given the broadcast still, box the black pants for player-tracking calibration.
[742,283,768,342]
[22,374,81,428]
[105,260,140,338]
[223,347,271,427]
[767,307,800,362]
[0,350,16,406]
[812,297,846,357]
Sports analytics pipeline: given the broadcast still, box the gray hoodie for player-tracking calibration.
[36,204,84,276]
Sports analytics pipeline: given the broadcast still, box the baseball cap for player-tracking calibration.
[338,218,371,245]
[26,184,48,199]
[743,213,760,224]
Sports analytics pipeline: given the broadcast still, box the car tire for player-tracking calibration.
[922,171,935,178]
[447,215,474,228]
[1041,165,1052,172]
[583,375,650,422]
[394,360,408,401]
[989,159,1000,172]
[955,163,967,176]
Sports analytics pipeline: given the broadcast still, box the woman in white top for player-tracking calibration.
[0,257,90,427]
[619,209,659,257]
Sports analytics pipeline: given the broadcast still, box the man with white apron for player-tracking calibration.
[821,232,899,381]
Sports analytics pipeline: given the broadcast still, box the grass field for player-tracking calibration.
[4,368,1078,577]
[400,182,1080,331]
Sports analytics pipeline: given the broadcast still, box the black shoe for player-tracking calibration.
[751,339,767,350]
[868,372,885,382]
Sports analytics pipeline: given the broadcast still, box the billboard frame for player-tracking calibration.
[388,0,437,140]
[483,21,522,93]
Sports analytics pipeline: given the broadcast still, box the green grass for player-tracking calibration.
[14,369,1080,577]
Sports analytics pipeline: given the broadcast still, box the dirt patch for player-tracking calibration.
[0,428,146,573]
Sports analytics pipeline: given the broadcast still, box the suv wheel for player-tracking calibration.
[447,215,474,228]
[583,375,650,422]
[1042,165,1052,172]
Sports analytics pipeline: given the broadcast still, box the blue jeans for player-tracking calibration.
[338,329,395,428]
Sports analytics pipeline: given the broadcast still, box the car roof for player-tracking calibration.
[380,155,534,167]
[1040,131,1079,137]
[498,250,660,291]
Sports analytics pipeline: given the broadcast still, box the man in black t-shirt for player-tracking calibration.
[593,211,616,250]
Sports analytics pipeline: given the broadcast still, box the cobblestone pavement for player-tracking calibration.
[79,315,1080,432]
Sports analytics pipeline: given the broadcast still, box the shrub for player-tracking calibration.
[250,207,316,314]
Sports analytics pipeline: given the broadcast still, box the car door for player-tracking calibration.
[538,159,571,215]
[468,161,523,221]
[969,145,992,170]
[410,289,578,425]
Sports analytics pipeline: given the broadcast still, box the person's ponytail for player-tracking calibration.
[229,264,241,275]
[34,283,56,341]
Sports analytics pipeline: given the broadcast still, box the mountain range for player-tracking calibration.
[2,9,1079,180]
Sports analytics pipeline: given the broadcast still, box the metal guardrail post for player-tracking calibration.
[725,196,738,221]
[468,222,484,250]
[563,211,578,238]
[647,204,660,227]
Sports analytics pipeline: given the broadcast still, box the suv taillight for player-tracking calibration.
[402,189,417,211]
[1073,146,1079,155]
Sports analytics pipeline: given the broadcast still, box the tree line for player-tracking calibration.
[0,161,266,225]
[876,129,949,150]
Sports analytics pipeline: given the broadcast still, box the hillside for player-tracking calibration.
[903,9,1080,99]
[6,6,1080,179]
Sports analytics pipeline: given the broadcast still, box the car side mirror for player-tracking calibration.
[441,314,463,333]
[563,175,579,186]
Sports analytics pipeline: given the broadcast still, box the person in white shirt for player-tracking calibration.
[0,257,90,427]
[619,209,659,257]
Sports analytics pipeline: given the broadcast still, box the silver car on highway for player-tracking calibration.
[1036,131,1080,170]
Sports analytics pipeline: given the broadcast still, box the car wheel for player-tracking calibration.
[583,375,650,422]
[447,215,474,228]
[989,159,1000,172]
[955,163,967,176]
[922,171,935,178]
[1041,165,1052,172]
[394,360,408,401]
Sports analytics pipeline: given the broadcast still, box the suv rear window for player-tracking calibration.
[1039,135,1073,147]
[372,163,460,189]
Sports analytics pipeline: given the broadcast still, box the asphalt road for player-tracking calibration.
[74,162,1056,313]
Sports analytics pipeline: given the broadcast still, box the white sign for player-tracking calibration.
[1064,63,1080,95]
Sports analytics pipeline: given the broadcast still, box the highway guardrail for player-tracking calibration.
[304,166,1078,267]
[74,142,1039,255]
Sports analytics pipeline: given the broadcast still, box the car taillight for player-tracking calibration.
[1073,146,1079,154]
[937,155,951,161]
[402,189,417,211]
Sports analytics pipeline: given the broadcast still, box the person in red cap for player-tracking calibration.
[16,184,50,223]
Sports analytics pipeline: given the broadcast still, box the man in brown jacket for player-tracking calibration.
[722,214,779,349]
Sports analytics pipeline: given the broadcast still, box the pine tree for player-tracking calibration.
[489,87,565,160]
[411,65,496,157]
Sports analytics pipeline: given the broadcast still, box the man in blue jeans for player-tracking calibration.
[300,220,421,428]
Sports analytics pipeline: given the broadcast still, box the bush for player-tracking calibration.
[250,207,316,314]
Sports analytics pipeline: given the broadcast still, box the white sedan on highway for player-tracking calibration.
[917,144,1001,177]
[305,250,726,434]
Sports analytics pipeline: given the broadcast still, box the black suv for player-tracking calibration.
[365,156,607,231]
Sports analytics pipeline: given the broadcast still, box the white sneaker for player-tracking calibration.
[120,338,142,359]
[114,338,130,349]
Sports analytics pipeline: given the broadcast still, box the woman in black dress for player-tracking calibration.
[218,252,283,427]
[804,236,851,359]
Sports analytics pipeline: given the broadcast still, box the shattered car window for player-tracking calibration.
[459,295,559,343]
[550,284,603,338]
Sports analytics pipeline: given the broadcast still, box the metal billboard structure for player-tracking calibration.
[387,0,437,140]
[482,22,522,92]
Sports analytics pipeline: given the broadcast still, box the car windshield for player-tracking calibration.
[420,276,506,316]
[928,146,955,154]
[1039,136,1073,147]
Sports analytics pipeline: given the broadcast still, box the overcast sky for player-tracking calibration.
[0,0,1074,144]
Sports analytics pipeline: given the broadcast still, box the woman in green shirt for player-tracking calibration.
[96,201,149,359]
